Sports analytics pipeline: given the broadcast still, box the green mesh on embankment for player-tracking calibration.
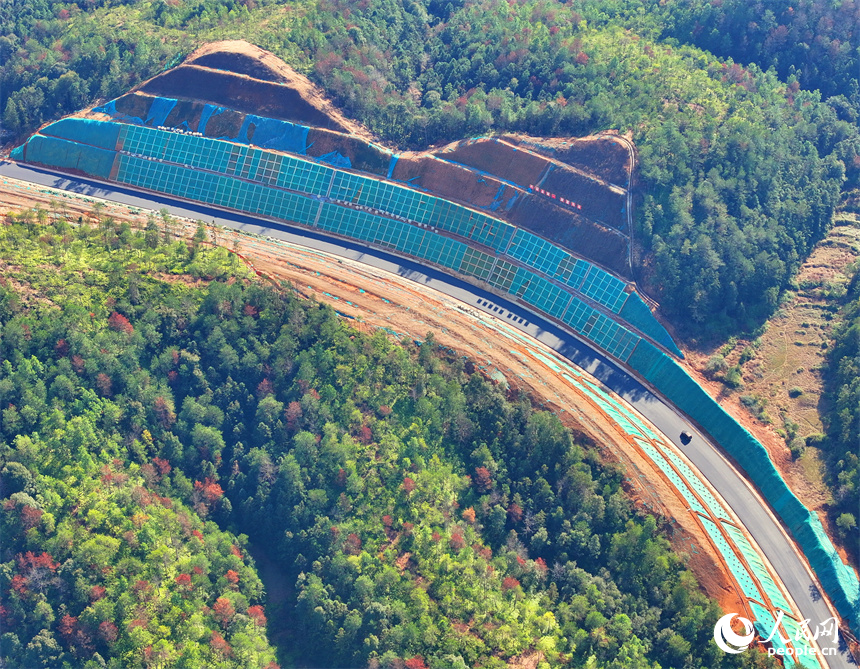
[10,144,24,161]
[723,523,793,612]
[633,437,710,516]
[619,292,683,357]
[780,616,824,669]
[41,118,121,151]
[749,602,806,669]
[23,134,116,179]
[628,340,860,632]
[700,516,764,603]
[578,263,629,312]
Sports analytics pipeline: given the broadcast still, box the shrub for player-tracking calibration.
[788,437,806,460]
[704,354,727,378]
[724,366,743,388]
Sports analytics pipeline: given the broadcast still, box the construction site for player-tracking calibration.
[5,39,859,667]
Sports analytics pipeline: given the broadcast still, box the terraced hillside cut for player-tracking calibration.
[14,40,676,363]
[11,39,860,639]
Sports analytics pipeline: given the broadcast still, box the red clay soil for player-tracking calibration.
[510,135,631,186]
[440,138,548,186]
[507,196,630,277]
[434,136,628,233]
[392,154,522,211]
[540,166,626,229]
[141,65,351,133]
[181,41,375,141]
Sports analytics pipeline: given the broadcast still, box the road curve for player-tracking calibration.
[0,160,854,668]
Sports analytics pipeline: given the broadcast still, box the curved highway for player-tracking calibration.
[0,160,854,668]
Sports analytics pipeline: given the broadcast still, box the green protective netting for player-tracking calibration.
[655,446,732,522]
[562,297,598,332]
[487,257,519,292]
[633,437,710,516]
[722,523,793,612]
[564,258,591,290]
[119,123,335,196]
[780,616,824,669]
[579,311,639,361]
[41,118,121,151]
[749,602,803,668]
[10,144,24,161]
[700,516,764,603]
[23,134,116,180]
[628,340,860,633]
[577,372,730,520]
[619,292,684,357]
[326,167,515,252]
[459,247,496,281]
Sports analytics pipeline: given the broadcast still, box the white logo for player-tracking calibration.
[714,614,755,653]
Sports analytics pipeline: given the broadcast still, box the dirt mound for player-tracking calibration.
[507,196,630,277]
[392,154,522,211]
[508,135,630,186]
[540,166,626,229]
[141,65,352,133]
[440,138,547,185]
[188,49,287,84]
[138,40,374,140]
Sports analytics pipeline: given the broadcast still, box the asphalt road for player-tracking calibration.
[1,160,853,668]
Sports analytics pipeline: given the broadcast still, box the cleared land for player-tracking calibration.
[77,40,633,279]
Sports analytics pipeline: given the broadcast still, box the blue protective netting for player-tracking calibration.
[22,119,685,369]
[145,97,177,127]
[236,114,310,154]
[198,104,224,134]
[318,151,351,168]
[386,155,399,179]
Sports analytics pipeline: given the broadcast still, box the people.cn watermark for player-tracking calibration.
[714,612,840,659]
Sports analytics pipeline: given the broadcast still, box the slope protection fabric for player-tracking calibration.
[628,340,860,633]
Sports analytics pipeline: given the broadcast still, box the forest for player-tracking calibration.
[0,210,780,667]
[2,0,859,334]
[824,260,860,543]
[0,2,857,661]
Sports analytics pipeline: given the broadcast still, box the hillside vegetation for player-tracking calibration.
[824,259,860,543]
[2,0,858,335]
[0,210,780,668]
